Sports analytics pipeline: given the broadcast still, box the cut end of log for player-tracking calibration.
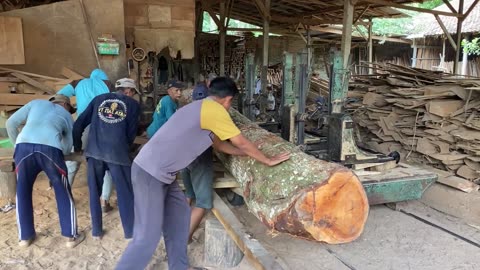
[297,170,369,244]
[273,169,369,244]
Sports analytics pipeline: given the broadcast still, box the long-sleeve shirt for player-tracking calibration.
[73,92,140,166]
[146,95,177,138]
[6,100,73,155]
[58,69,111,115]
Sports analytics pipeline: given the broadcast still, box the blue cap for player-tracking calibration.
[192,84,209,101]
[167,79,185,89]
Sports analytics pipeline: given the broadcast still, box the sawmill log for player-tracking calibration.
[181,89,369,244]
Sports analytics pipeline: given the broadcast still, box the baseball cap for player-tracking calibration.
[192,84,209,101]
[167,79,185,89]
[49,94,76,114]
[115,78,137,90]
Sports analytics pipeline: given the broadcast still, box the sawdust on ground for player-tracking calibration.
[0,165,253,270]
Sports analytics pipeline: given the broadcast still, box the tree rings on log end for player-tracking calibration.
[297,170,369,244]
[273,170,369,244]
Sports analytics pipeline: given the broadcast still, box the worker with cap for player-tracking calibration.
[146,79,185,138]
[181,83,214,243]
[6,94,85,248]
[58,68,115,212]
[73,78,140,240]
[115,77,290,270]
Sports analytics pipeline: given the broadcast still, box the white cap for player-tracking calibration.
[115,78,137,90]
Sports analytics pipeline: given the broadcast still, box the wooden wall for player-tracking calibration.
[0,16,25,65]
[124,0,195,59]
[0,0,127,80]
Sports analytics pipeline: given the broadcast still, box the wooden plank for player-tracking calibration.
[211,193,286,270]
[11,73,56,95]
[0,16,25,65]
[426,100,464,117]
[0,77,22,83]
[0,67,64,81]
[0,93,49,106]
[61,67,85,80]
[419,165,479,193]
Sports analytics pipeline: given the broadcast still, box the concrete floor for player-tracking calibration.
[232,201,480,270]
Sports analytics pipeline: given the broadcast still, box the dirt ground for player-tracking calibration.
[3,163,480,270]
[0,165,253,270]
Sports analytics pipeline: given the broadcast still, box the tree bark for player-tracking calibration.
[181,89,369,244]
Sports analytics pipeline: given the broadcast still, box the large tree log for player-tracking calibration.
[181,89,369,244]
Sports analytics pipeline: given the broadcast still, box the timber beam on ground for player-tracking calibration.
[211,192,287,270]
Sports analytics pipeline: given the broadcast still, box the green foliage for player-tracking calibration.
[462,38,480,55]
[370,0,445,36]
[202,11,260,34]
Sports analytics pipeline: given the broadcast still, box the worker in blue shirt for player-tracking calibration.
[146,80,185,138]
[73,78,140,240]
[58,68,115,212]
[6,95,85,248]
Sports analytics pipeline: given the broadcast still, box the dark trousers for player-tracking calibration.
[87,158,134,238]
[14,143,78,240]
[116,163,190,270]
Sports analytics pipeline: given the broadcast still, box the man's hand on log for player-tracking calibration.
[265,152,290,166]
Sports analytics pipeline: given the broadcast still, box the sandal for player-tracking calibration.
[66,232,85,248]
[19,235,35,247]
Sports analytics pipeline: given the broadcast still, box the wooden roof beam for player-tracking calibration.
[253,0,271,20]
[353,5,370,24]
[310,26,412,44]
[441,0,457,13]
[463,0,480,19]
[361,0,463,17]
[433,14,457,51]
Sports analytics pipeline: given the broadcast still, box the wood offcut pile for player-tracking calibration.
[0,67,83,113]
[348,63,480,185]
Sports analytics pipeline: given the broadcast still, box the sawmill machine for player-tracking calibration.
[242,50,437,205]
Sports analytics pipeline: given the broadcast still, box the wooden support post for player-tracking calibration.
[219,1,226,76]
[307,27,312,73]
[244,53,256,120]
[341,0,354,68]
[193,2,203,83]
[461,37,469,76]
[260,0,271,95]
[412,39,418,68]
[368,18,373,74]
[453,0,464,74]
[434,14,457,51]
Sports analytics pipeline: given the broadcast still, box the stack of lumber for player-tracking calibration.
[348,63,480,184]
[267,64,282,87]
[308,77,329,103]
[0,67,83,112]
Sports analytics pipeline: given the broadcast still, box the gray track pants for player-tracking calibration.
[115,163,191,270]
